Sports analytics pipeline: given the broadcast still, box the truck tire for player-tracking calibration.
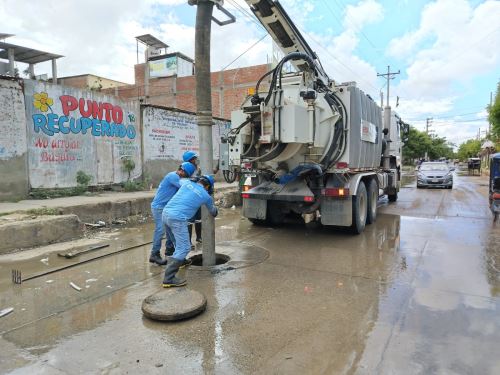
[248,218,268,226]
[366,179,378,225]
[350,181,367,234]
[388,191,398,202]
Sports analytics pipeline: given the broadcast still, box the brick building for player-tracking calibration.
[104,61,271,120]
[55,74,128,91]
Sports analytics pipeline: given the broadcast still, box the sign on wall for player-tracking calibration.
[149,56,178,78]
[142,106,230,164]
[24,81,142,188]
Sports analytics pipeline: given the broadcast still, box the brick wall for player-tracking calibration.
[104,62,271,120]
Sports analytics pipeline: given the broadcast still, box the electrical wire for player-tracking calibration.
[220,34,269,71]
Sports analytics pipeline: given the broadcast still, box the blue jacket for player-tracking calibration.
[151,172,181,209]
[164,179,217,221]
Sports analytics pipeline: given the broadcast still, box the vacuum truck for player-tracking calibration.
[220,0,407,234]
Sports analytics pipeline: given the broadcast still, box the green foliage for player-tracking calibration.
[122,158,136,181]
[123,180,145,192]
[457,139,481,161]
[29,185,88,200]
[488,81,500,142]
[76,170,92,186]
[402,126,455,163]
[26,207,59,216]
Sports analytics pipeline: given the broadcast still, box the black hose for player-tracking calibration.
[255,68,276,96]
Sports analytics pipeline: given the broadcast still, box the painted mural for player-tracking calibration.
[24,80,141,188]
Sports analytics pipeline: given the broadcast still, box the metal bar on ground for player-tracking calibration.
[57,244,110,259]
[11,241,152,284]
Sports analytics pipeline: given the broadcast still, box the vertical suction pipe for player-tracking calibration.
[306,98,315,146]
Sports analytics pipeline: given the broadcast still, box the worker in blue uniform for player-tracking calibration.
[149,162,196,265]
[162,175,217,287]
[183,151,203,247]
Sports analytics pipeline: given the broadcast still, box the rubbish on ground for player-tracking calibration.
[70,282,82,291]
[46,280,54,283]
[231,205,236,210]
[0,307,14,318]
[40,257,49,265]
[57,244,109,259]
[112,219,127,225]
[84,221,106,228]
[85,278,98,283]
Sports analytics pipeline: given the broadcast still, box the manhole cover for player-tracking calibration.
[142,288,207,321]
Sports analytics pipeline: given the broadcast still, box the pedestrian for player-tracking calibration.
[182,150,203,246]
[149,162,196,266]
[162,175,218,287]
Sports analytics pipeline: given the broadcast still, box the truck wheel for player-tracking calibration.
[366,179,378,225]
[388,191,398,202]
[350,181,367,234]
[248,218,268,226]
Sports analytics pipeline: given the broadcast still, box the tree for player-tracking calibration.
[457,139,481,161]
[488,81,500,142]
[402,126,454,163]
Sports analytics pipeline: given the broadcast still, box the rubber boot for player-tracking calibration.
[149,252,167,266]
[195,222,202,243]
[162,258,187,288]
[165,246,174,257]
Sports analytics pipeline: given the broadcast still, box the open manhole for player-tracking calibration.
[188,253,230,266]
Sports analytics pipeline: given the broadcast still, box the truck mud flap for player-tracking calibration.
[243,198,267,220]
[320,197,352,226]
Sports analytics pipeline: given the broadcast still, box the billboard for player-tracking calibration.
[149,56,177,78]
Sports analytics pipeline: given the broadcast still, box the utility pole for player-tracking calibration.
[377,65,400,107]
[377,65,400,170]
[426,118,433,135]
[190,0,235,266]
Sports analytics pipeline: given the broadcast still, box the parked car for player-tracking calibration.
[417,162,453,189]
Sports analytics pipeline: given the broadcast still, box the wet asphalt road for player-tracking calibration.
[0,170,499,374]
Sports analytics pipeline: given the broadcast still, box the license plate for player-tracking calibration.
[432,179,438,183]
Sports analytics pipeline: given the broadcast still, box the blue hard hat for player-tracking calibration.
[181,162,196,177]
[182,151,198,162]
[201,174,215,189]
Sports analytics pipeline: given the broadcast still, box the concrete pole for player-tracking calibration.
[7,48,15,76]
[51,59,58,84]
[383,105,391,170]
[28,64,35,79]
[195,0,216,266]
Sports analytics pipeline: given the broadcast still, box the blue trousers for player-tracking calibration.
[151,207,173,255]
[163,215,191,262]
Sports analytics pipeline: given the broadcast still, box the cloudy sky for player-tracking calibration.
[1,0,499,147]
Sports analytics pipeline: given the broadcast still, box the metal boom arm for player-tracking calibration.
[246,0,330,85]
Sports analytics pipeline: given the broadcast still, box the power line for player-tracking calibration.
[220,34,269,71]
[293,23,380,92]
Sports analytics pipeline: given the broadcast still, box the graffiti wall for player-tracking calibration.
[24,80,142,188]
[0,78,29,200]
[142,106,230,184]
